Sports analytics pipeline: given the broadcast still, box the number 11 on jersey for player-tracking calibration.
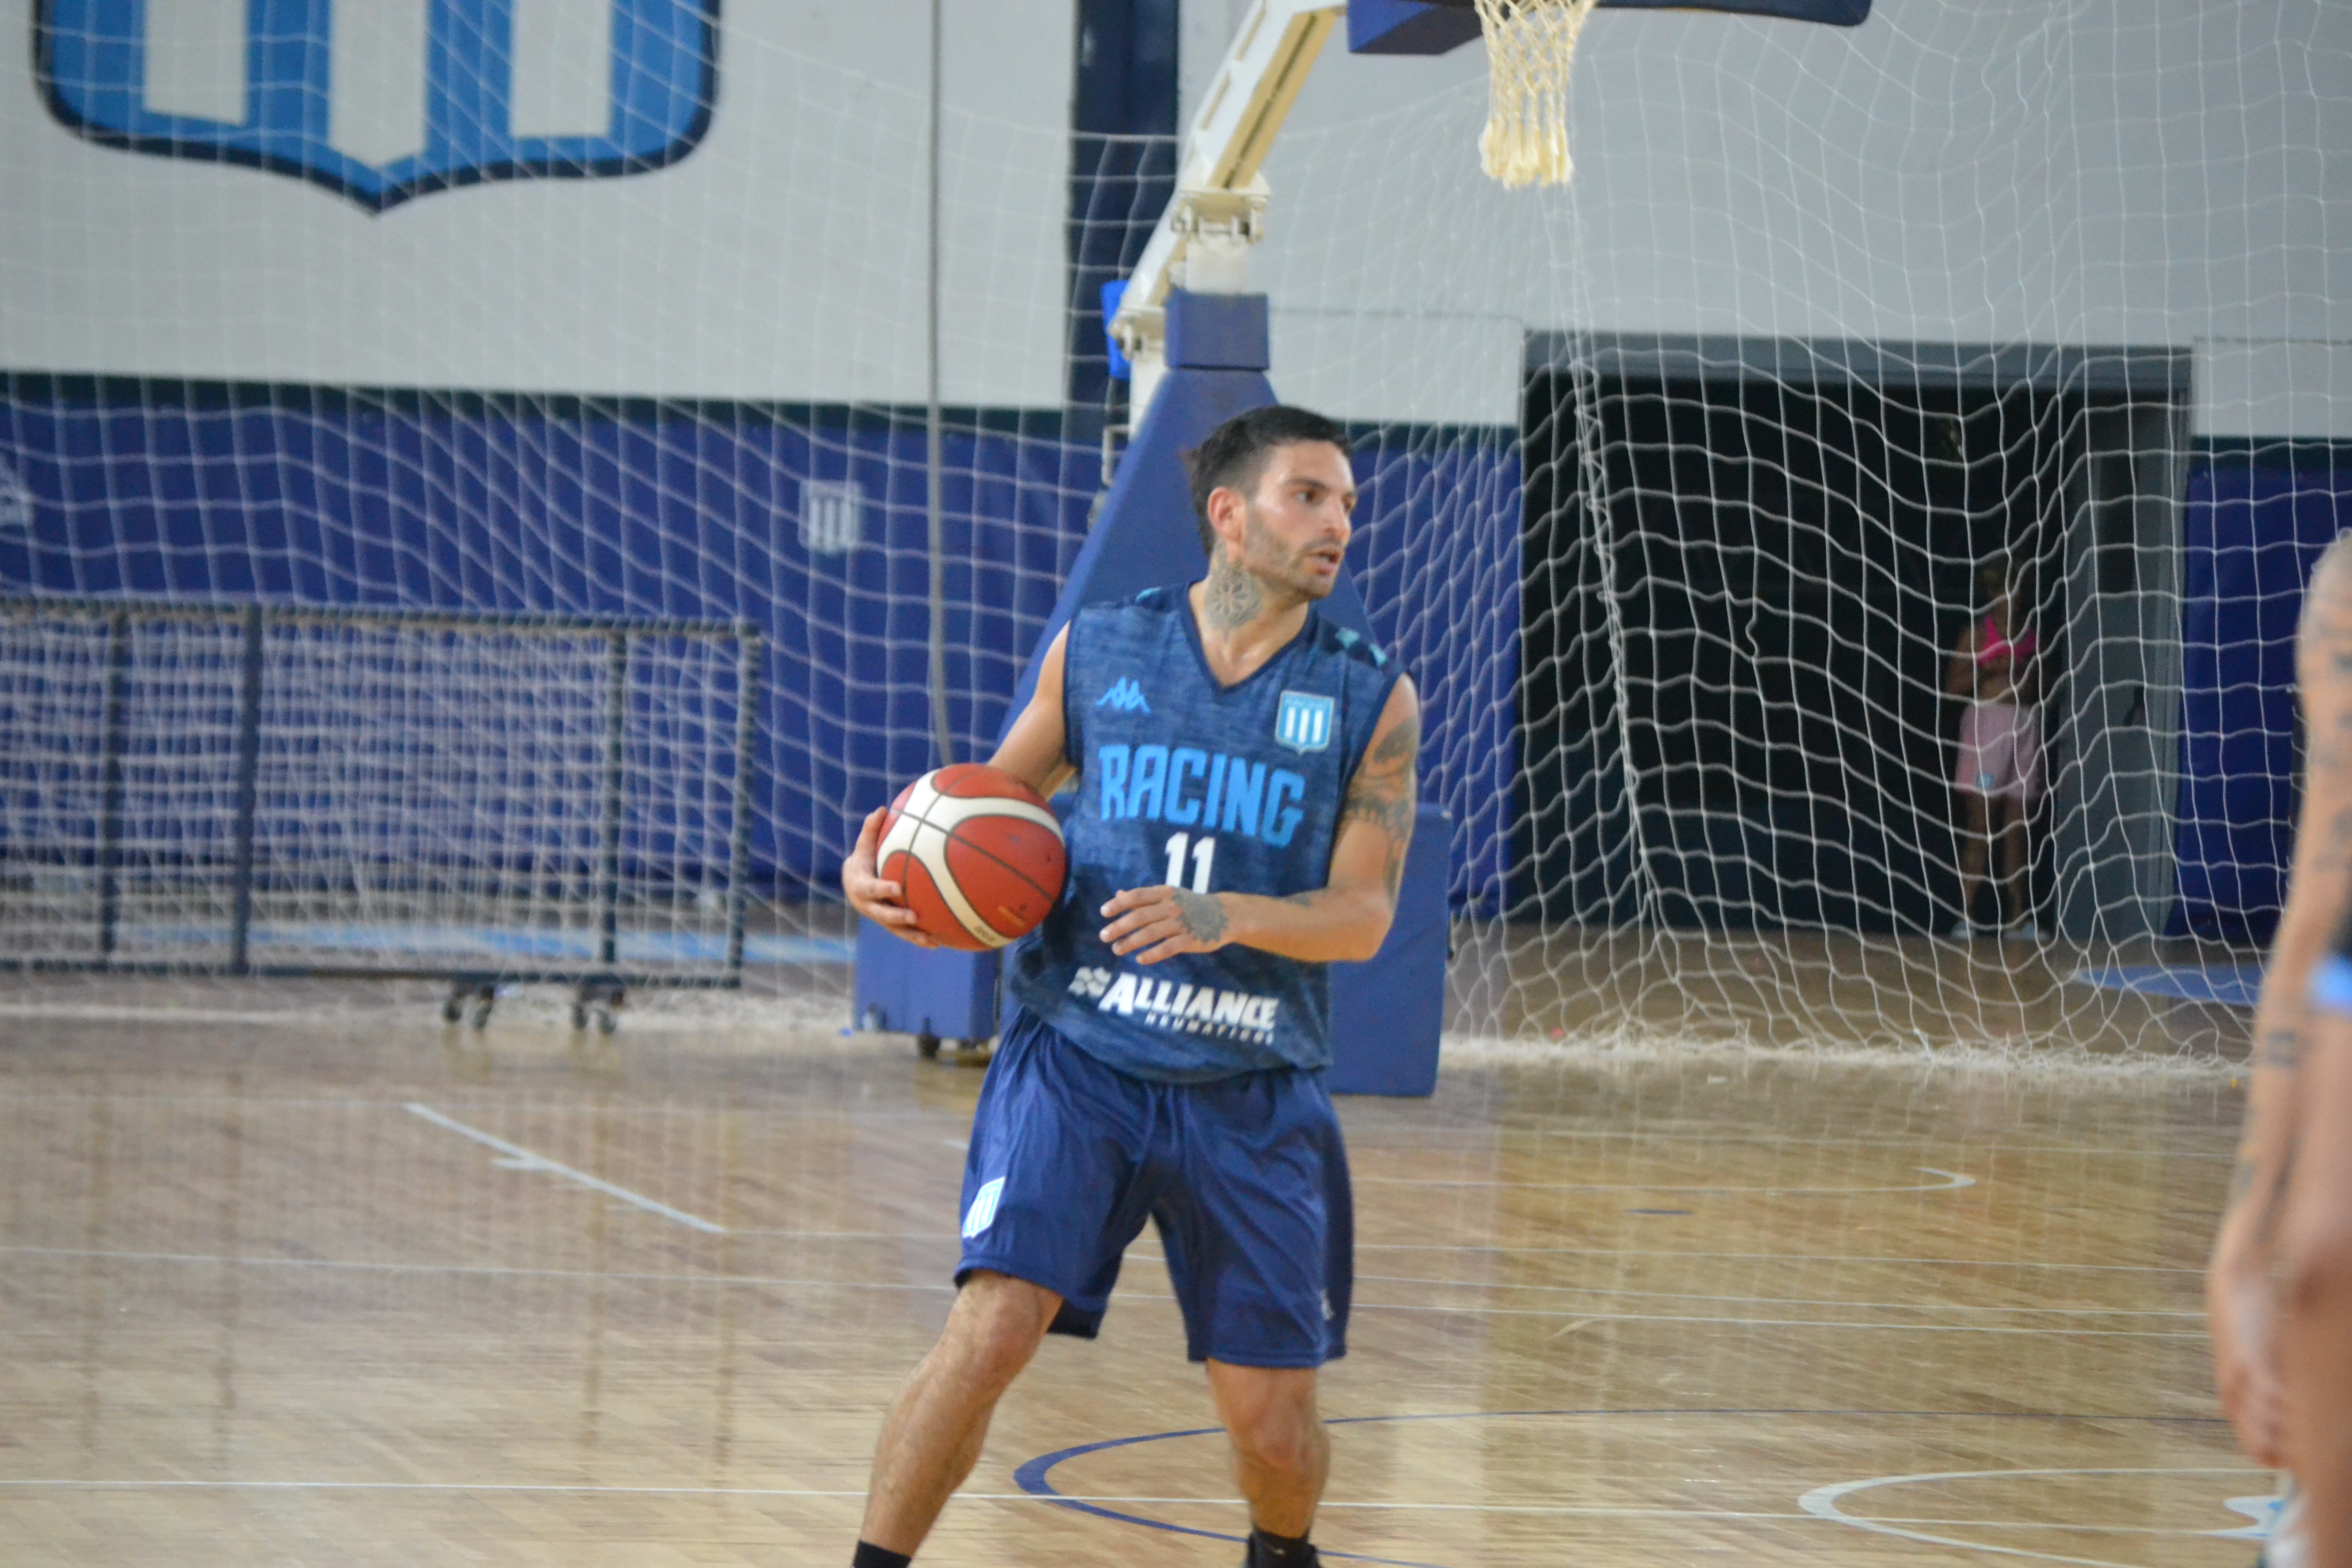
[1163,831,1216,894]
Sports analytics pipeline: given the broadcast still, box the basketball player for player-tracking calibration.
[839,405,1419,1568]
[2209,536,2352,1568]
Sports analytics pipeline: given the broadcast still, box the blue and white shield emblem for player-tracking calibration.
[1275,691,1334,753]
[35,0,719,212]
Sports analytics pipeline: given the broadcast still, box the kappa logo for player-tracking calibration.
[35,0,720,212]
[1096,678,1152,714]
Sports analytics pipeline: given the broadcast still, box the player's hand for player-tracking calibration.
[2209,1269,2285,1465]
[1100,886,1230,965]
[841,806,938,948]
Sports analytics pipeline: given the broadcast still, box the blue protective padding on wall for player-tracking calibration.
[0,381,1513,912]
[2173,462,2352,943]
[0,385,1093,891]
[851,916,1004,1040]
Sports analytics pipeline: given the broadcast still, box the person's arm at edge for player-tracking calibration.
[840,628,1075,946]
[1098,675,1418,966]
[2208,537,2352,1465]
[986,626,1077,798]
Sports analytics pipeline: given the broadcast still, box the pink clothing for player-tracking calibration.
[1956,700,2041,801]
[1974,614,2039,668]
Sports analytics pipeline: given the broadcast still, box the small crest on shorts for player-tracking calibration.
[1275,690,1334,753]
[961,1176,1006,1239]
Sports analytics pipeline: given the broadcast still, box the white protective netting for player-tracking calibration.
[1,3,2346,1065]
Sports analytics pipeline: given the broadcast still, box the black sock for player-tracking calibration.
[851,1542,912,1568]
[1248,1526,1317,1567]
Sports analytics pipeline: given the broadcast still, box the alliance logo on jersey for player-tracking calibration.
[1275,691,1334,752]
[34,0,719,212]
[1066,966,1280,1045]
[1096,678,1152,714]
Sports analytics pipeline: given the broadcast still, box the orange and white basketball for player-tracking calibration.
[876,764,1067,951]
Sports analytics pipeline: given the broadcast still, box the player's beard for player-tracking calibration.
[1239,499,1339,602]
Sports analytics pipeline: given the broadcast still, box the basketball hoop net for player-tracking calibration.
[1472,0,1601,187]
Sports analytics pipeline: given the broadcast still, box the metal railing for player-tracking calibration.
[0,596,762,1017]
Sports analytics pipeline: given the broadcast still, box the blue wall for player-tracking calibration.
[0,380,1518,906]
[2173,444,2352,944]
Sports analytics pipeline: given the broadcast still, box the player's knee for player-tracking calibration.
[943,1271,1058,1386]
[1229,1412,1322,1479]
[1221,1391,1325,1478]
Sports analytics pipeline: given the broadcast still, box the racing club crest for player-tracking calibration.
[34,1,720,212]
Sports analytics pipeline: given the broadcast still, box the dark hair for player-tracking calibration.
[1181,405,1352,556]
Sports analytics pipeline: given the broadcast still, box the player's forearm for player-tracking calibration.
[2211,985,2307,1292]
[2211,1063,2296,1283]
[1216,887,1393,964]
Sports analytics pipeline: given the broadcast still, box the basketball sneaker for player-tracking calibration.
[1244,1531,1319,1567]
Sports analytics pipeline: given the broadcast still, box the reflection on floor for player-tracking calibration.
[0,973,2258,1567]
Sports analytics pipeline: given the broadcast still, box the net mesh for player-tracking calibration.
[2,4,2345,1068]
[1472,0,1599,188]
[0,604,753,983]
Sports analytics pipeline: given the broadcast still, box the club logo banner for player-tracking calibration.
[35,0,720,212]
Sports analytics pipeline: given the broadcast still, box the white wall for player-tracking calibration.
[0,0,1076,405]
[1245,0,2352,433]
[7,1,2347,431]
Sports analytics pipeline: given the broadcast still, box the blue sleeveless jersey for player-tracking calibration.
[1006,586,1400,1083]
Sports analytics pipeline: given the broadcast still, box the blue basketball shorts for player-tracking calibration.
[2314,953,2352,1017]
[953,1006,1353,1368]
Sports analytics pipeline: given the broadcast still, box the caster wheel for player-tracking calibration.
[596,1007,618,1036]
[570,1003,590,1032]
[916,1033,941,1060]
[469,995,494,1030]
[441,996,463,1024]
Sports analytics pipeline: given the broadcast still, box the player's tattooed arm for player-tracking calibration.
[1341,692,1422,899]
[2207,534,2352,1466]
[1099,884,1233,964]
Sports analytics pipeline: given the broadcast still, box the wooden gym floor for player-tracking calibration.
[0,949,2265,1567]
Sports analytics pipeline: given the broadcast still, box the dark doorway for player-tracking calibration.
[1516,366,2110,934]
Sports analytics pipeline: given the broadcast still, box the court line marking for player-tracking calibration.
[0,1479,1803,1520]
[1353,1166,1977,1194]
[0,1245,2201,1333]
[1344,1302,2201,1337]
[0,1245,954,1290]
[1016,1411,2241,1565]
[0,1244,2199,1334]
[1347,1245,2202,1273]
[402,1103,725,1235]
[1338,1270,2202,1318]
[1798,1466,2274,1567]
[0,1087,2242,1159]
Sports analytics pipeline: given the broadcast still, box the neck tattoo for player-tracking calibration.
[1204,551,1264,633]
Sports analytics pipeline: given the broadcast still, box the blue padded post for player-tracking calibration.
[1328,805,1451,1096]
[1348,0,1480,55]
[855,288,1375,1044]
